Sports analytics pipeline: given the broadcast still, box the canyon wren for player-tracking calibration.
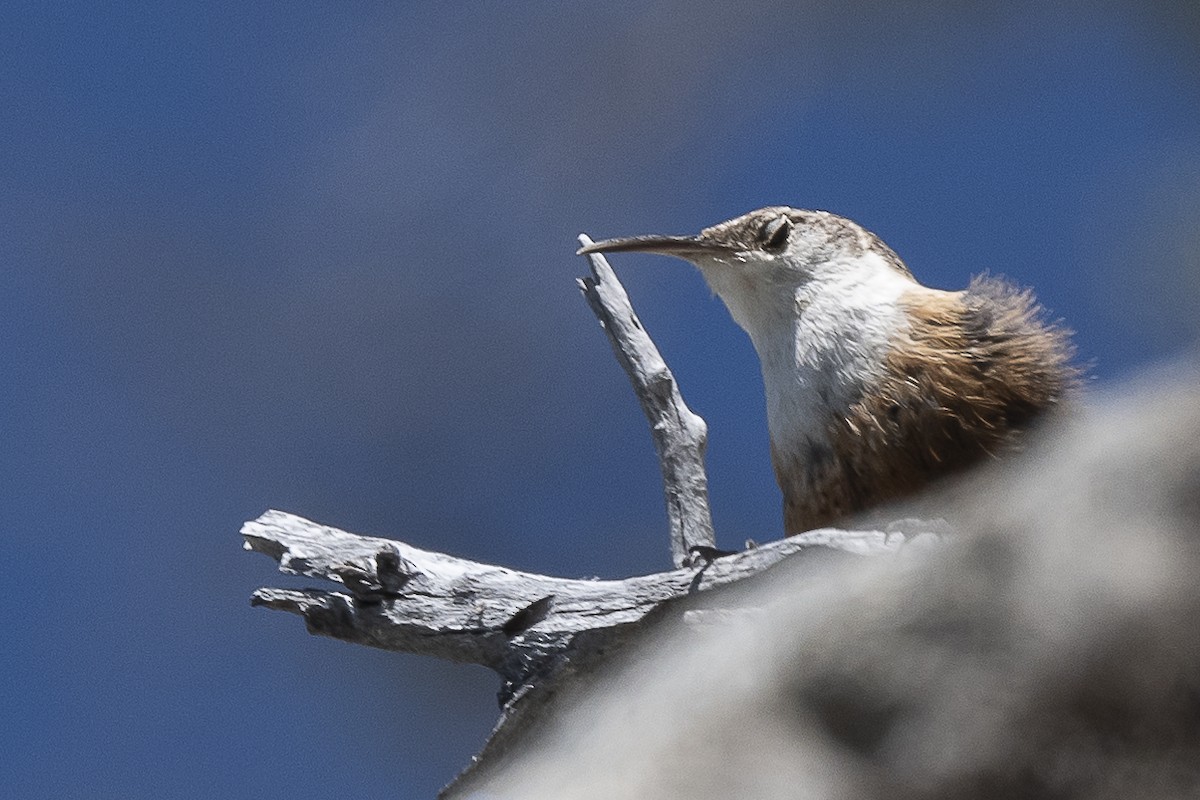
[579,207,1076,535]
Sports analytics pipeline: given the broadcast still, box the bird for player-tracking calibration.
[579,207,1076,535]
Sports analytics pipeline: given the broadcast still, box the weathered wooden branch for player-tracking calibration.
[245,509,900,685]
[243,509,903,797]
[244,243,913,797]
[577,235,715,567]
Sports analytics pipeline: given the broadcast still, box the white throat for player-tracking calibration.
[698,251,915,459]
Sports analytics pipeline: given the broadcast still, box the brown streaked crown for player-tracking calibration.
[699,207,914,278]
[581,207,913,279]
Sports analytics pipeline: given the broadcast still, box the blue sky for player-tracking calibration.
[4,2,1199,797]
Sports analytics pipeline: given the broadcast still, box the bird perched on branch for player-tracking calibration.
[580,207,1075,535]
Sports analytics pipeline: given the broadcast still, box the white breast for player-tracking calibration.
[702,251,914,462]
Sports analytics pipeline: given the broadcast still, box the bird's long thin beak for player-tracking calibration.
[576,235,728,258]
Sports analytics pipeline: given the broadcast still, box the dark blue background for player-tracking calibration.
[5,2,1199,797]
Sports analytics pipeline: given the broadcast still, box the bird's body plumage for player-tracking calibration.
[581,207,1075,534]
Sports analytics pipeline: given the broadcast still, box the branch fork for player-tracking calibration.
[243,240,914,796]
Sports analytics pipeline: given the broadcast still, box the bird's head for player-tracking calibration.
[579,206,912,294]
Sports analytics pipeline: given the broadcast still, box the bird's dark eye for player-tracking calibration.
[761,215,791,251]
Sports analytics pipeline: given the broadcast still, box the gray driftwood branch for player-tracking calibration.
[243,510,901,796]
[244,509,899,686]
[577,235,715,567]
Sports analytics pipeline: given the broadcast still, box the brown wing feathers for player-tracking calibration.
[778,276,1075,533]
